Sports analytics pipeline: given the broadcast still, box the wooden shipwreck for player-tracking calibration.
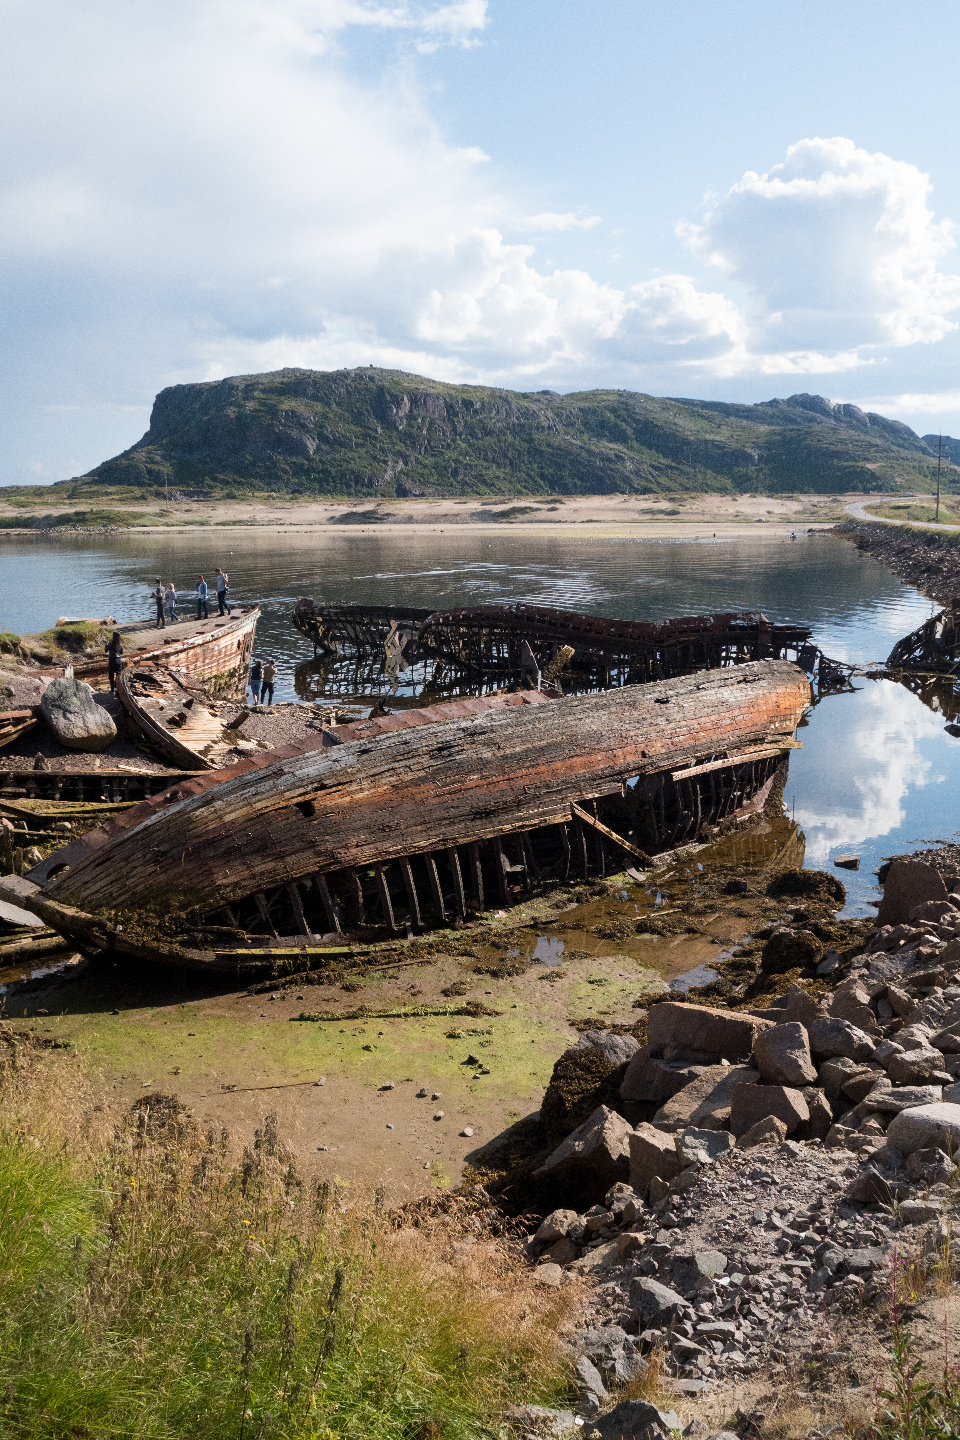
[887,607,960,674]
[292,599,814,700]
[3,658,810,973]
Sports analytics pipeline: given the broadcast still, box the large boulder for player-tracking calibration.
[534,1104,633,1192]
[40,676,116,752]
[540,1031,639,1143]
[753,1022,817,1086]
[877,861,949,927]
[628,1123,681,1194]
[647,1001,771,1063]
[807,1016,876,1062]
[628,1277,687,1325]
[619,1051,708,1104]
[651,1063,759,1132]
[763,927,822,973]
[730,1083,809,1138]
[586,1399,681,1440]
[886,1102,960,1155]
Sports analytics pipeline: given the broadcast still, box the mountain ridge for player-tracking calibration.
[76,366,952,497]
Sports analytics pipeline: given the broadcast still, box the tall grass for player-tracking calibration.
[0,1041,571,1438]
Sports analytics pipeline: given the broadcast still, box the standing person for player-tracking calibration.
[215,567,232,616]
[164,582,178,624]
[150,578,165,629]
[106,631,124,692]
[196,575,209,620]
[260,657,276,707]
[248,657,262,705]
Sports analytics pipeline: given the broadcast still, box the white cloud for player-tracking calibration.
[791,681,946,862]
[681,136,960,366]
[520,212,603,232]
[2,2,960,481]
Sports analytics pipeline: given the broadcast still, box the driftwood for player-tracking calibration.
[1,658,810,973]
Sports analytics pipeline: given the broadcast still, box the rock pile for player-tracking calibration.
[509,859,960,1436]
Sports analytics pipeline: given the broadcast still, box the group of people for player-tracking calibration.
[149,568,233,628]
[248,656,277,706]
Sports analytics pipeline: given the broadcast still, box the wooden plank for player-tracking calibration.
[447,847,467,918]
[399,856,422,929]
[312,874,343,936]
[669,742,798,782]
[492,840,510,905]
[467,841,484,912]
[425,855,447,920]
[343,866,366,926]
[570,801,652,861]
[253,890,279,939]
[286,882,314,939]
[374,863,398,930]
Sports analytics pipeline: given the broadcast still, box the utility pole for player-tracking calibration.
[937,433,943,523]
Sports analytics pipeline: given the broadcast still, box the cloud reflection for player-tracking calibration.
[789,680,949,861]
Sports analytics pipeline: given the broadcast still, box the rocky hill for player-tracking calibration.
[78,367,951,497]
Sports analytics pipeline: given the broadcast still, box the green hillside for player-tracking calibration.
[71,367,952,497]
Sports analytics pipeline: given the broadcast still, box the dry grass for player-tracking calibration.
[0,1038,573,1438]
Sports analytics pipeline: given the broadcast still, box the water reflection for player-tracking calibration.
[785,678,960,914]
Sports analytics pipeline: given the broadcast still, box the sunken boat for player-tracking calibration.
[2,658,810,974]
[886,606,960,675]
[292,598,815,699]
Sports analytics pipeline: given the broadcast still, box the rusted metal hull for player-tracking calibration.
[7,659,810,972]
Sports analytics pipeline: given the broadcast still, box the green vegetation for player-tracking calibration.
[27,367,950,499]
[0,508,150,530]
[864,499,960,525]
[0,1042,570,1439]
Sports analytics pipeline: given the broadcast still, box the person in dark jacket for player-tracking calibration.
[106,631,124,692]
[248,657,262,704]
[150,578,165,628]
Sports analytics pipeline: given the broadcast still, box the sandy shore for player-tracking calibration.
[0,490,873,538]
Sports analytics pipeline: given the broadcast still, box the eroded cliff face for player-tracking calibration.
[80,366,944,497]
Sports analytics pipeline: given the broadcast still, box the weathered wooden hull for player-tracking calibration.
[0,711,38,750]
[77,606,260,688]
[6,659,810,971]
[115,607,260,768]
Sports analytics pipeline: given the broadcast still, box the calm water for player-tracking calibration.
[1,528,955,914]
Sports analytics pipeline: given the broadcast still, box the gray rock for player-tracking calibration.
[40,676,117,752]
[672,1249,727,1292]
[878,861,949,927]
[910,900,958,926]
[873,1039,906,1066]
[808,1017,876,1061]
[629,1124,681,1195]
[886,1101,960,1155]
[900,1199,945,1224]
[818,1055,868,1099]
[570,1030,641,1067]
[867,1084,943,1114]
[619,1053,709,1105]
[798,1086,834,1140]
[574,1355,609,1400]
[906,1146,956,1183]
[504,1404,577,1438]
[652,1064,759,1132]
[753,1021,817,1087]
[730,1083,809,1138]
[888,1047,944,1084]
[586,1399,681,1440]
[676,1127,735,1166]
[534,1105,633,1189]
[535,1208,580,1245]
[737,1114,788,1148]
[647,1001,771,1063]
[535,1263,565,1286]
[629,1276,687,1324]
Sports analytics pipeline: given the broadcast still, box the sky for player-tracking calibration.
[4,0,960,484]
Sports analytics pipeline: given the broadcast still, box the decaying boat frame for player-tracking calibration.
[292,599,814,696]
[4,659,810,973]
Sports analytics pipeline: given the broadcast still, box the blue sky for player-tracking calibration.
[4,0,960,484]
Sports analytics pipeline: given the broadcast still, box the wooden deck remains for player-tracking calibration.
[7,658,810,972]
[887,607,960,674]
